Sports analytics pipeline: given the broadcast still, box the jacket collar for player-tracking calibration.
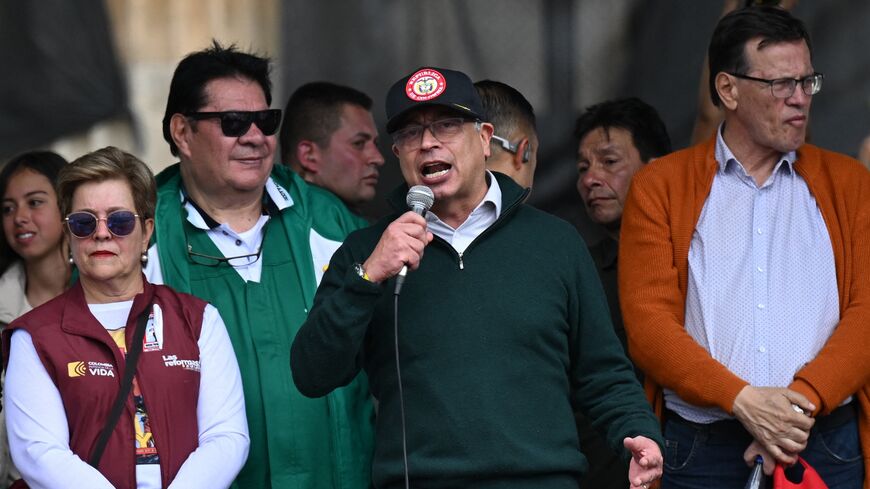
[60,277,156,344]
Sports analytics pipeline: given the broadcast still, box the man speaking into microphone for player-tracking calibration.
[291,67,663,489]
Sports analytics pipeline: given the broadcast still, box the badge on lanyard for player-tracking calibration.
[142,304,164,352]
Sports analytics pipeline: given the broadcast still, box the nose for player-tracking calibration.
[369,143,385,167]
[13,206,30,225]
[580,165,605,191]
[92,217,112,240]
[238,121,268,144]
[419,125,441,150]
[786,84,810,107]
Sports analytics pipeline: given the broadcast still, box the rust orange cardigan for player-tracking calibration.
[619,136,870,486]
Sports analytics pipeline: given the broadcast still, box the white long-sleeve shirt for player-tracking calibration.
[4,303,249,489]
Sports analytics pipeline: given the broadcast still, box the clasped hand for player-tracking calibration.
[733,385,815,466]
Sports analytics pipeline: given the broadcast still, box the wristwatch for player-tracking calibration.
[353,262,371,282]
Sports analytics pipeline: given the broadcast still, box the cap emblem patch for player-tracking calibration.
[406,68,446,102]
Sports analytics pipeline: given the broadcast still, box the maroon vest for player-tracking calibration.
[3,280,205,489]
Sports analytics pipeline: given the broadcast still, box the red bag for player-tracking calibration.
[773,457,829,489]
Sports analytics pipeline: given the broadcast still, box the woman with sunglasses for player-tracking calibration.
[0,150,71,488]
[2,147,249,489]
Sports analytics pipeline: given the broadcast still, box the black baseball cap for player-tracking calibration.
[385,67,484,133]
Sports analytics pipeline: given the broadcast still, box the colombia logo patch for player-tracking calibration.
[67,361,115,378]
[406,68,446,101]
[68,361,87,377]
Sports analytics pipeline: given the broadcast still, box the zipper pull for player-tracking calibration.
[458,252,464,270]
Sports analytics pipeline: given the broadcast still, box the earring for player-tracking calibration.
[68,253,74,265]
[141,252,148,265]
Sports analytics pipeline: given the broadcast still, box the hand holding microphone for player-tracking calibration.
[362,186,434,292]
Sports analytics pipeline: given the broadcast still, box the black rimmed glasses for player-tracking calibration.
[185,109,282,137]
[391,117,480,151]
[728,72,824,98]
[185,223,267,267]
[65,210,140,238]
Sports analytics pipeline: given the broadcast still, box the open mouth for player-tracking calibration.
[16,232,34,240]
[422,162,451,179]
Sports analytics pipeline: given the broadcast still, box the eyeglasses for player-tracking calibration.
[185,223,267,267]
[728,72,824,98]
[391,117,479,151]
[184,109,282,137]
[65,210,140,238]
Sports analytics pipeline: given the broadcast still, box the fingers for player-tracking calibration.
[626,437,663,488]
[363,212,431,282]
[733,385,814,453]
[782,390,816,416]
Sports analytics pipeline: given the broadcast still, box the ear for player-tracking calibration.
[715,72,739,110]
[479,122,494,158]
[296,141,321,175]
[141,218,155,254]
[513,138,530,170]
[392,144,400,158]
[170,114,194,158]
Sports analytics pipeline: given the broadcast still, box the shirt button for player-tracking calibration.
[757,228,763,235]
[757,266,764,272]
[759,346,767,353]
[235,239,242,246]
[757,304,765,309]
[222,231,229,236]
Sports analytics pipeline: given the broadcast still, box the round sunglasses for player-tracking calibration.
[65,210,140,238]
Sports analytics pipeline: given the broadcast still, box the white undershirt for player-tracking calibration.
[4,303,249,488]
[425,171,503,253]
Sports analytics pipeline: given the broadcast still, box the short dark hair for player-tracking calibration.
[574,97,672,162]
[474,80,537,142]
[708,6,812,107]
[279,82,373,165]
[0,150,68,275]
[162,40,273,156]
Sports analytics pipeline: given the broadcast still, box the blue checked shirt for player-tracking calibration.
[665,127,840,423]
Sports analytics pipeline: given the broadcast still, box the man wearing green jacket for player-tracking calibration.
[145,41,374,489]
[291,66,663,489]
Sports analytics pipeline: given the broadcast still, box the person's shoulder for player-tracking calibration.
[512,204,586,246]
[155,162,182,188]
[638,140,709,181]
[271,165,368,237]
[0,261,29,324]
[152,283,208,310]
[8,288,71,334]
[342,213,396,247]
[801,144,869,179]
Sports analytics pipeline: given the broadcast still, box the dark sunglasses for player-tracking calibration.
[184,109,282,137]
[65,210,140,238]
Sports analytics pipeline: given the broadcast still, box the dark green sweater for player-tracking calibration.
[291,174,662,489]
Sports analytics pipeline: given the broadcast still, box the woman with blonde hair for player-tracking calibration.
[3,147,248,489]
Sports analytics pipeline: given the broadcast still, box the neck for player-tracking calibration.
[24,249,71,308]
[722,121,782,186]
[181,174,264,233]
[603,223,620,242]
[80,273,144,304]
[433,189,488,229]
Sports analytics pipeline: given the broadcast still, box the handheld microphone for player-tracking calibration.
[394,185,434,295]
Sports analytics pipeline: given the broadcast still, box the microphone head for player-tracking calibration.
[406,185,435,214]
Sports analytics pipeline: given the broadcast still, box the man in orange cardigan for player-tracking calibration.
[620,5,870,489]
